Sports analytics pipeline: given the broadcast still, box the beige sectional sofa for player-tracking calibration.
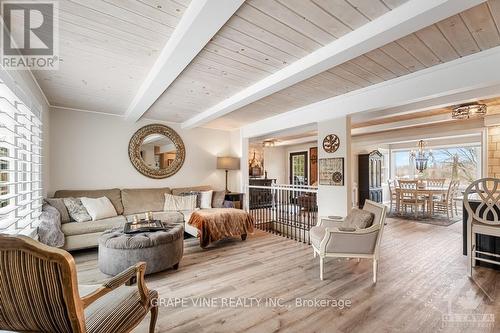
[53,185,214,251]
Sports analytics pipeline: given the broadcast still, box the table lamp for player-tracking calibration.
[217,156,240,193]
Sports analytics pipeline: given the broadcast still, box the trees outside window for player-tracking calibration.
[392,145,481,186]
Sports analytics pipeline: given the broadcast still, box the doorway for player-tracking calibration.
[289,151,308,185]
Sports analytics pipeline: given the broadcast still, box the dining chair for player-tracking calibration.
[387,179,398,214]
[398,180,426,218]
[425,179,446,188]
[432,180,460,219]
[310,200,387,282]
[463,178,500,277]
[0,234,158,333]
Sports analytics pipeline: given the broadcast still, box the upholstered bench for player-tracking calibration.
[98,223,184,276]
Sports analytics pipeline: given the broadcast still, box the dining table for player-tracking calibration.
[395,186,448,215]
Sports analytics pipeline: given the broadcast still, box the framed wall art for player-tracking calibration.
[319,158,344,186]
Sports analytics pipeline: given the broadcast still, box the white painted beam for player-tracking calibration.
[125,0,244,122]
[352,113,452,136]
[182,0,485,129]
[241,46,500,139]
[351,84,500,123]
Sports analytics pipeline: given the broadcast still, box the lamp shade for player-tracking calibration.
[217,156,240,170]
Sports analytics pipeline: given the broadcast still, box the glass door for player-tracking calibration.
[289,152,308,185]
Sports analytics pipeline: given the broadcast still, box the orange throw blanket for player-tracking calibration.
[188,208,254,248]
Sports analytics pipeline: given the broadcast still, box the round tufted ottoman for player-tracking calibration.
[98,224,184,276]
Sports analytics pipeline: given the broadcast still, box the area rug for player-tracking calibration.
[387,212,462,226]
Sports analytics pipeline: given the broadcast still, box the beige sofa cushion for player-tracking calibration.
[171,185,212,196]
[121,187,172,216]
[61,215,126,236]
[54,189,124,215]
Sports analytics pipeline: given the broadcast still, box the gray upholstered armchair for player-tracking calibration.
[0,234,158,333]
[310,200,387,282]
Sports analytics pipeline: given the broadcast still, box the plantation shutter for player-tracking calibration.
[0,80,42,235]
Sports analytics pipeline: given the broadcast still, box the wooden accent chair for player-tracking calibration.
[464,178,500,277]
[0,234,158,333]
[311,200,387,282]
[398,180,426,217]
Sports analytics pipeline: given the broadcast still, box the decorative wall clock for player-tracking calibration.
[322,134,340,153]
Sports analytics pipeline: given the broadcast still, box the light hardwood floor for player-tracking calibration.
[74,218,499,333]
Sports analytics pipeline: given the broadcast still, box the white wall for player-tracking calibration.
[230,129,242,192]
[263,146,286,184]
[317,117,351,217]
[49,108,239,196]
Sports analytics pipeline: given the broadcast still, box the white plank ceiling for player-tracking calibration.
[25,0,500,129]
[31,0,189,114]
[144,0,410,123]
[203,0,500,129]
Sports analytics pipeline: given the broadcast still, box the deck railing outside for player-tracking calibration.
[247,184,318,244]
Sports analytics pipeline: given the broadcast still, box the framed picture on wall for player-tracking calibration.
[319,158,344,186]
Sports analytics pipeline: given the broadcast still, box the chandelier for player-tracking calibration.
[451,103,487,120]
[410,140,433,173]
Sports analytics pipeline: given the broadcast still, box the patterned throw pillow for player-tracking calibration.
[63,197,92,222]
[178,191,201,208]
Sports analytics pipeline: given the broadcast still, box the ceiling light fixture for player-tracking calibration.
[451,103,487,120]
[262,139,277,147]
[410,140,433,173]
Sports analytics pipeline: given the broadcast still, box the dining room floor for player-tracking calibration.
[72,217,499,333]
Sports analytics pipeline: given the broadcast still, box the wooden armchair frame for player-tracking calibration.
[0,234,158,333]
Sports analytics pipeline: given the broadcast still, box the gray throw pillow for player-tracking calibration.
[45,198,71,223]
[212,191,226,208]
[63,197,92,222]
[341,208,374,230]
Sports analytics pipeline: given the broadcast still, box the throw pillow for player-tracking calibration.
[164,193,197,211]
[341,208,374,230]
[63,197,92,222]
[80,196,118,221]
[199,190,213,209]
[212,191,226,208]
[45,198,71,223]
[178,191,201,208]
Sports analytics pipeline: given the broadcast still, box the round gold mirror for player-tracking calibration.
[128,124,185,179]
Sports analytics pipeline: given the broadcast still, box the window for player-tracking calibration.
[393,150,413,179]
[0,82,42,235]
[391,145,481,185]
[423,146,481,184]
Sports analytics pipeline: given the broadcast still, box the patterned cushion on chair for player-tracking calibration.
[341,208,374,230]
[85,286,158,333]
